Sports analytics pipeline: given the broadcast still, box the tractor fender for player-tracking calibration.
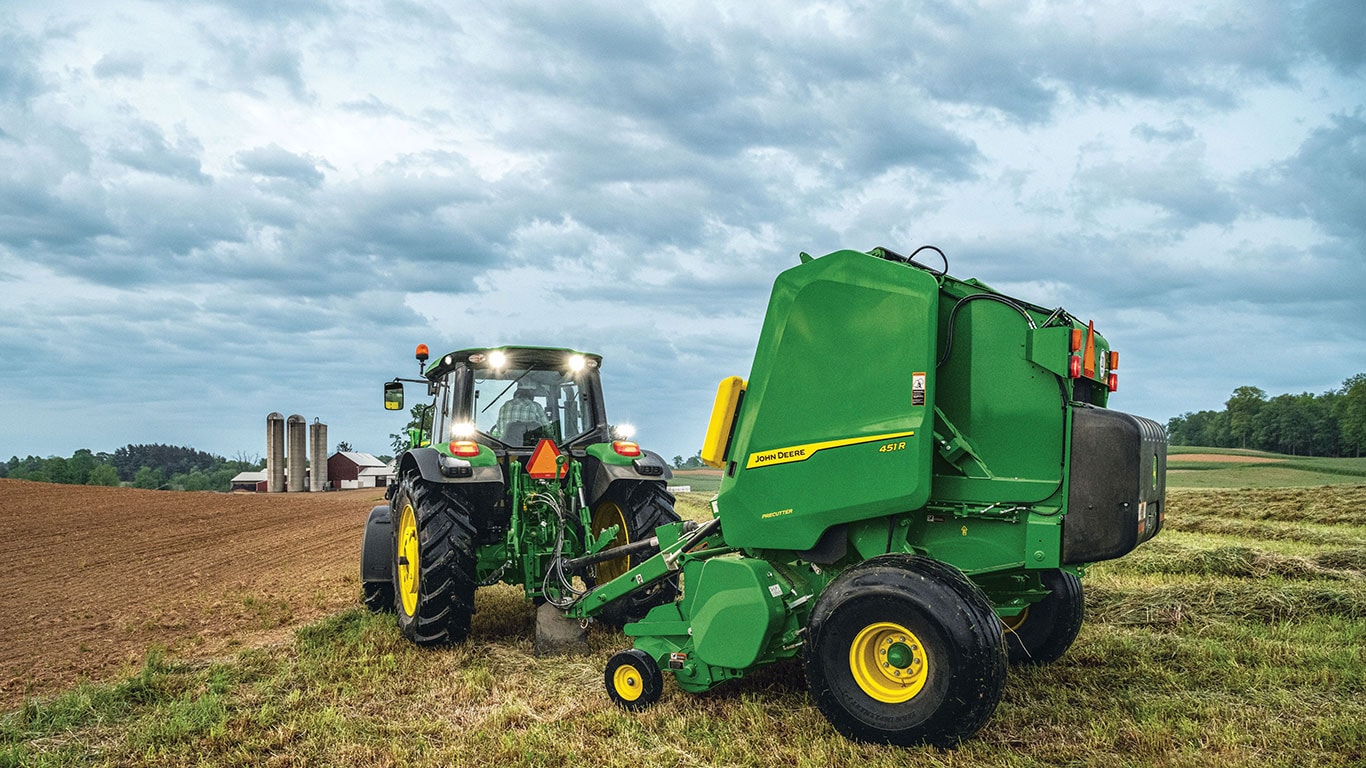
[587,449,673,507]
[400,446,505,487]
[360,504,392,584]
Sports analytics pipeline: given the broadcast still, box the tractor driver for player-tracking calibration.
[496,383,551,441]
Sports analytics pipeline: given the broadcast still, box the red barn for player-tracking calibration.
[327,452,394,489]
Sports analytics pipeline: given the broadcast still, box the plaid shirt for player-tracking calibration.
[497,396,548,435]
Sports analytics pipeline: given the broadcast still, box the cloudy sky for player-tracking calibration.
[1,1,1362,465]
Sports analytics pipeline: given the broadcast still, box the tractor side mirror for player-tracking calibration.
[384,381,404,411]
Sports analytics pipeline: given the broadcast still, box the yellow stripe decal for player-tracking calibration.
[745,431,915,470]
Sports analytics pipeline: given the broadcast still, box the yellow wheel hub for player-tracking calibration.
[592,501,631,582]
[397,502,420,617]
[849,621,929,703]
[612,664,643,702]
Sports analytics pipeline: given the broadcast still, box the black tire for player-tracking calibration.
[1003,569,1083,665]
[391,470,479,646]
[604,649,663,711]
[362,581,394,613]
[591,483,682,626]
[803,554,1007,748]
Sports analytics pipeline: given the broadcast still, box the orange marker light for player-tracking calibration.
[449,440,480,457]
[1108,351,1119,370]
[1082,322,1097,378]
[1070,328,1083,352]
[415,344,429,362]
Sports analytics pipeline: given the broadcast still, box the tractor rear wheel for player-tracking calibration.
[1003,569,1083,665]
[803,554,1006,748]
[591,484,681,626]
[392,470,478,646]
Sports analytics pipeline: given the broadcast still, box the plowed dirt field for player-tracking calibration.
[0,478,384,709]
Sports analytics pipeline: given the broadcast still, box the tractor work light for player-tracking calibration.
[616,423,636,439]
[612,440,642,457]
[489,350,508,369]
[451,422,475,438]
[449,440,480,457]
[468,352,486,364]
[569,354,586,372]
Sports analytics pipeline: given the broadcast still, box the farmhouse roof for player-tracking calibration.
[335,451,385,467]
[231,471,267,483]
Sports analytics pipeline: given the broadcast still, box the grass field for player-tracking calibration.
[4,485,1365,767]
[1168,447,1366,488]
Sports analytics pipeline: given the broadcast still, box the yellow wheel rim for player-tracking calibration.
[612,664,643,702]
[849,621,929,703]
[591,501,631,582]
[397,502,420,617]
[1001,606,1030,632]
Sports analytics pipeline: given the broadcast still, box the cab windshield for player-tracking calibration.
[472,366,590,447]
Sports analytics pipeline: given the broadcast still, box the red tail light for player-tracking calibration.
[1107,373,1118,392]
[612,440,641,457]
[1069,356,1082,378]
[449,440,480,457]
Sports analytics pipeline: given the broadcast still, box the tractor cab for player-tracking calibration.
[389,346,611,457]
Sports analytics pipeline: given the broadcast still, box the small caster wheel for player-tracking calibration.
[605,649,663,711]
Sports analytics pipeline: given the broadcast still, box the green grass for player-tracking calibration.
[1167,448,1366,488]
[5,488,1366,767]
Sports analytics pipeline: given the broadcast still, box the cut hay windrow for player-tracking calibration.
[1108,540,1365,581]
[1168,486,1366,526]
[1084,580,1366,627]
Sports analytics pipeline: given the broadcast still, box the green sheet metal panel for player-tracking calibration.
[929,283,1068,506]
[717,250,938,551]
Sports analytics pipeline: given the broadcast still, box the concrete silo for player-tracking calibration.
[287,414,306,492]
[266,412,285,493]
[310,419,329,492]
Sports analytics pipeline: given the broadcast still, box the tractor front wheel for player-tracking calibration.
[362,581,394,613]
[803,554,1006,748]
[392,471,479,646]
[1003,569,1084,665]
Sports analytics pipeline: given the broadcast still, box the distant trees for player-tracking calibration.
[672,452,704,470]
[1167,374,1366,456]
[0,444,264,491]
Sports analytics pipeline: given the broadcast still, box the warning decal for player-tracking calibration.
[745,431,914,470]
[911,372,927,406]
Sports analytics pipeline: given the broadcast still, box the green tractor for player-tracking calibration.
[359,345,681,645]
[560,247,1166,746]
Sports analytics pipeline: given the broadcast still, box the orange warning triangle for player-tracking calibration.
[1082,321,1097,378]
[526,439,566,479]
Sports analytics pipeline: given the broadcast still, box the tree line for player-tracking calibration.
[1166,374,1366,456]
[1,444,263,491]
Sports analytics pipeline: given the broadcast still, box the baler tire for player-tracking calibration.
[803,554,1006,748]
[1003,569,1083,665]
[592,484,682,627]
[362,581,394,613]
[392,470,479,646]
[604,649,663,711]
